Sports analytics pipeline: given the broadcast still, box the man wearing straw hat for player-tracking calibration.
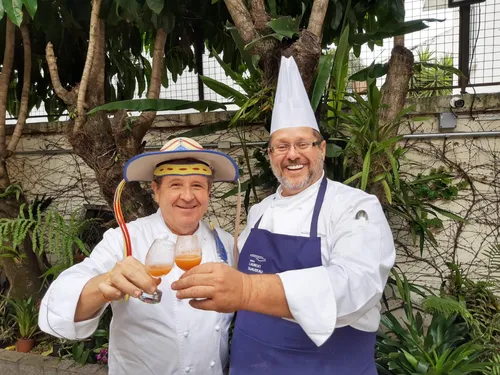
[172,57,396,374]
[39,137,240,375]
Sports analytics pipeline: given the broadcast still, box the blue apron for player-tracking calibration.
[230,177,377,375]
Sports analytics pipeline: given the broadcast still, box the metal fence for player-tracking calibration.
[7,0,500,123]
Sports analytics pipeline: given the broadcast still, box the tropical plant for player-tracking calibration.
[6,297,39,339]
[0,296,16,345]
[327,78,466,252]
[409,48,454,98]
[376,269,494,375]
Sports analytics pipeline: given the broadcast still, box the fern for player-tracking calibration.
[423,295,477,329]
[0,201,97,273]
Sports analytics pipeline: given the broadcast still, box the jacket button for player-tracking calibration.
[210,361,215,367]
[185,366,191,373]
[215,325,220,331]
[183,331,189,337]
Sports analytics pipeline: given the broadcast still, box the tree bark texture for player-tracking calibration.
[7,23,32,155]
[46,27,169,221]
[380,45,414,132]
[224,0,328,92]
[0,19,15,189]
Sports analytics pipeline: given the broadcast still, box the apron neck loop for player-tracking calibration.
[254,176,328,238]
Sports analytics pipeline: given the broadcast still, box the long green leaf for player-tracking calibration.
[267,0,277,16]
[226,22,259,76]
[381,180,392,204]
[332,25,351,114]
[361,143,373,190]
[427,204,466,222]
[351,19,443,45]
[200,75,247,106]
[310,53,335,111]
[349,63,388,81]
[22,0,37,19]
[4,0,23,26]
[146,0,164,14]
[87,99,226,114]
[343,171,363,185]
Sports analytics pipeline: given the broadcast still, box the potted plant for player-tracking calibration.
[7,297,39,352]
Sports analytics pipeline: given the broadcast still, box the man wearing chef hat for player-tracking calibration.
[39,137,240,375]
[172,56,396,374]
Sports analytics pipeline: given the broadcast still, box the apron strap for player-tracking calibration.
[310,176,328,238]
[254,176,328,236]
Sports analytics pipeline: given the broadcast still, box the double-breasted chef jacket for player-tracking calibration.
[39,210,234,375]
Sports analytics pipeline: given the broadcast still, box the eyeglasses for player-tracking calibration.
[269,141,321,155]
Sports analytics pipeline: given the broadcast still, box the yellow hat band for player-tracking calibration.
[153,163,213,177]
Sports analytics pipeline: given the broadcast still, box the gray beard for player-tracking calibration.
[272,157,324,193]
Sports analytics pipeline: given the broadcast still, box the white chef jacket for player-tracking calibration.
[39,210,235,375]
[237,173,396,347]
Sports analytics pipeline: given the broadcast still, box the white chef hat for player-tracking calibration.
[270,56,319,135]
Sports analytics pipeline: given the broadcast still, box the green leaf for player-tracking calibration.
[87,99,226,115]
[391,0,405,23]
[351,19,443,45]
[200,76,247,106]
[0,1,4,20]
[146,0,164,14]
[310,53,335,111]
[349,63,388,81]
[343,171,363,185]
[427,204,466,222]
[4,0,23,26]
[361,143,372,190]
[330,1,343,30]
[420,62,465,77]
[382,179,392,204]
[22,0,37,19]
[226,22,259,76]
[326,143,343,158]
[267,16,300,39]
[267,0,277,16]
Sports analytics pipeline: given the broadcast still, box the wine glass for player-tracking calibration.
[139,237,175,304]
[175,235,202,271]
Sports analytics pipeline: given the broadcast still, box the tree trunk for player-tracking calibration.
[45,3,168,221]
[224,0,329,91]
[380,45,414,132]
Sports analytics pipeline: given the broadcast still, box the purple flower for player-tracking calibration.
[96,348,108,365]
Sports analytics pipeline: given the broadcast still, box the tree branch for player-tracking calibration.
[133,27,168,141]
[75,0,102,132]
[307,0,330,38]
[89,19,106,106]
[250,0,270,32]
[7,23,31,155]
[224,0,257,43]
[0,19,15,160]
[45,42,76,106]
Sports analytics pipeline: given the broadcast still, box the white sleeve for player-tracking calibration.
[38,227,124,340]
[277,194,396,347]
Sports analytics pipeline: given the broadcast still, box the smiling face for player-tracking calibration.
[268,127,326,197]
[152,175,210,235]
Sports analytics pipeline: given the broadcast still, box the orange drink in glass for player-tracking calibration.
[175,235,202,271]
[139,238,175,304]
